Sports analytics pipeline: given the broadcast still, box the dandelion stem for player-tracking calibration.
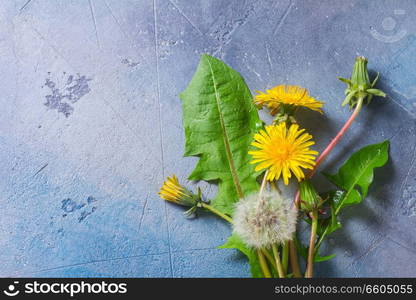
[294,97,364,207]
[259,170,269,199]
[200,202,233,224]
[282,241,289,274]
[256,170,269,211]
[289,187,303,278]
[257,249,272,278]
[311,97,364,177]
[290,98,365,275]
[255,171,274,278]
[306,211,318,278]
[289,240,302,278]
[272,244,285,278]
[262,249,277,271]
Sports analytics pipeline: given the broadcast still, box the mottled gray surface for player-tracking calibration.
[0,0,415,277]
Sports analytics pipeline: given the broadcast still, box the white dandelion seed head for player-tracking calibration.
[232,191,297,249]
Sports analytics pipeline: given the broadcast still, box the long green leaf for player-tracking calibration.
[312,142,389,257]
[323,140,389,215]
[219,234,262,278]
[180,54,261,215]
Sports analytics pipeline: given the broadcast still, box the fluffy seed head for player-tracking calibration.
[233,191,297,249]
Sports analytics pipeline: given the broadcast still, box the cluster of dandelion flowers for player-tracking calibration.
[233,191,297,248]
[254,85,324,115]
[249,123,318,185]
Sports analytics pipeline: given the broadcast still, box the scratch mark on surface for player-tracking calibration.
[265,43,273,71]
[19,0,33,12]
[211,5,254,45]
[100,97,146,146]
[137,191,151,235]
[34,59,40,73]
[401,143,416,191]
[247,64,261,79]
[168,0,203,35]
[399,142,416,213]
[387,236,416,255]
[88,0,101,48]
[26,23,76,71]
[388,95,416,118]
[33,163,48,177]
[172,247,217,253]
[153,0,173,278]
[30,26,67,62]
[387,127,402,141]
[349,235,386,267]
[205,4,255,58]
[103,0,129,38]
[24,252,170,275]
[273,0,294,35]
[103,0,145,63]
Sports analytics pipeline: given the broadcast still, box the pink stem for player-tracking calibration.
[294,99,363,206]
[290,99,364,277]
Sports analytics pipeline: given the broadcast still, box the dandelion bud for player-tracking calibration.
[159,175,199,207]
[338,56,386,108]
[299,180,324,213]
[233,191,297,249]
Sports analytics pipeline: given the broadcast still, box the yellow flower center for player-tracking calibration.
[273,144,293,161]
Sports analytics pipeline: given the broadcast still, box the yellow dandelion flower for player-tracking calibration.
[254,85,324,115]
[159,175,198,207]
[248,123,318,185]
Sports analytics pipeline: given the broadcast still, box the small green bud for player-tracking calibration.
[299,180,323,212]
[338,56,386,108]
[272,105,297,126]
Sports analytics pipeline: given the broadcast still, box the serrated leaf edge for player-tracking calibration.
[205,56,244,199]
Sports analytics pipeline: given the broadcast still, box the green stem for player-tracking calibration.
[289,191,302,278]
[255,172,274,278]
[272,244,285,278]
[262,249,277,271]
[282,241,289,274]
[306,211,318,278]
[200,202,233,224]
[289,240,302,278]
[315,227,328,252]
[257,249,272,278]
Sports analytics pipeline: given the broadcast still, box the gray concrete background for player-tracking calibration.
[0,0,415,277]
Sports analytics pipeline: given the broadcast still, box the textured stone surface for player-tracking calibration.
[0,0,415,277]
